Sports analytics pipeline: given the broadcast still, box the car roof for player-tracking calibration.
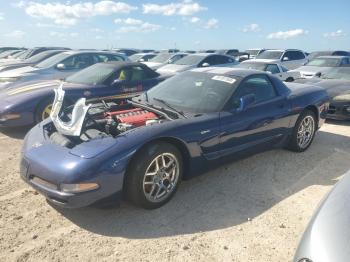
[62,50,123,55]
[242,59,279,64]
[191,67,265,77]
[316,55,349,59]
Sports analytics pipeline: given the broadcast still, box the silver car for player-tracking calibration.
[142,52,188,70]
[293,56,350,78]
[0,51,128,88]
[294,170,350,262]
[156,53,238,75]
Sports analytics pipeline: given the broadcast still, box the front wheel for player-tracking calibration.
[287,110,317,152]
[35,98,53,123]
[125,142,183,209]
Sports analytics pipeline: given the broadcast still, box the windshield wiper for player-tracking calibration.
[153,97,187,118]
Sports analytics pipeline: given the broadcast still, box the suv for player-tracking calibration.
[255,49,308,69]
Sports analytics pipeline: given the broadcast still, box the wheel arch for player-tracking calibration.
[305,105,319,127]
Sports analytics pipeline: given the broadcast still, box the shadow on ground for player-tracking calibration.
[48,130,350,239]
[0,126,32,139]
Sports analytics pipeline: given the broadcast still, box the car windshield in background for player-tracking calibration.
[306,57,341,67]
[256,51,283,59]
[11,50,28,59]
[25,51,61,64]
[129,54,143,62]
[245,50,260,56]
[0,50,18,58]
[35,52,70,68]
[65,63,116,85]
[147,71,237,113]
[149,53,172,63]
[238,62,266,71]
[322,68,350,80]
[174,55,203,65]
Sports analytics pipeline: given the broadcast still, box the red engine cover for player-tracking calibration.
[105,108,158,127]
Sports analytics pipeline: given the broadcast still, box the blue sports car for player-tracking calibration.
[20,68,329,209]
[0,62,167,127]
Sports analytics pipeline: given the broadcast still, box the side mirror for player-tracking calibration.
[56,63,66,70]
[201,62,210,67]
[112,78,127,86]
[237,94,256,112]
[282,57,289,61]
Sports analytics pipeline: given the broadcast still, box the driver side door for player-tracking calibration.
[219,74,290,157]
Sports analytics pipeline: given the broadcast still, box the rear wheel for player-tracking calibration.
[125,142,183,209]
[287,110,317,152]
[35,98,53,123]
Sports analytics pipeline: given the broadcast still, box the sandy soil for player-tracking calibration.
[0,121,349,262]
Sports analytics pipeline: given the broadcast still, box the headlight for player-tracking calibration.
[0,113,21,121]
[60,183,99,193]
[0,77,18,83]
[333,94,350,101]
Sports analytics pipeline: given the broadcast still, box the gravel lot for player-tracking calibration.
[0,121,349,262]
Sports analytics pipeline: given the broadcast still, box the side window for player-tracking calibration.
[169,55,184,64]
[294,51,305,60]
[282,51,292,61]
[265,64,280,74]
[61,54,95,70]
[130,66,148,81]
[281,66,289,72]
[233,75,277,105]
[214,55,234,65]
[108,55,124,61]
[200,56,216,66]
[340,58,350,65]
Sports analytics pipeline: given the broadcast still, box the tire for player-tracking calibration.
[35,97,54,123]
[287,110,317,152]
[125,142,183,209]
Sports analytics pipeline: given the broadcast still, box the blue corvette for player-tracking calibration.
[0,62,167,127]
[20,68,329,209]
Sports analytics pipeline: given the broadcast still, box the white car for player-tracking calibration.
[156,53,238,75]
[255,49,308,70]
[142,52,187,70]
[237,59,300,82]
[245,48,266,59]
[292,55,350,78]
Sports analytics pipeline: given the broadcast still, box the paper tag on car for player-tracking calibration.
[212,75,236,84]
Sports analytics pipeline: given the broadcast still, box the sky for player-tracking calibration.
[0,0,349,52]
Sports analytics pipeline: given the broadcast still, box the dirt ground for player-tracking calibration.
[0,121,349,262]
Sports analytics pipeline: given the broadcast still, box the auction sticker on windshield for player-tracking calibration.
[212,75,236,84]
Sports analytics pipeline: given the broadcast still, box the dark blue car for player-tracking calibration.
[20,68,329,209]
[0,62,167,127]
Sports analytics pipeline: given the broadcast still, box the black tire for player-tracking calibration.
[34,97,54,123]
[125,142,183,209]
[285,77,294,82]
[287,110,317,152]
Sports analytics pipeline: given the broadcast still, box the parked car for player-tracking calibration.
[237,60,300,81]
[156,53,238,75]
[0,50,66,73]
[292,56,350,78]
[0,51,128,88]
[307,50,350,60]
[129,53,157,62]
[20,68,328,209]
[294,67,350,120]
[216,49,240,56]
[142,52,187,70]
[0,50,23,59]
[245,48,267,59]
[0,62,167,127]
[255,49,308,69]
[294,170,350,262]
[0,47,23,54]
[112,48,139,57]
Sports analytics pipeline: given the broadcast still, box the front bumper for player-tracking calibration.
[327,102,350,121]
[20,123,126,208]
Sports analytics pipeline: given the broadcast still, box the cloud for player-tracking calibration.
[116,19,161,33]
[19,1,137,26]
[189,16,200,23]
[5,30,25,38]
[242,23,260,33]
[0,13,4,21]
[143,0,207,16]
[115,18,143,25]
[267,29,308,40]
[203,18,218,29]
[323,29,346,38]
[91,28,104,33]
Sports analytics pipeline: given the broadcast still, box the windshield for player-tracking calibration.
[256,51,283,59]
[306,57,341,67]
[0,50,19,58]
[25,51,62,64]
[238,62,266,71]
[35,52,70,68]
[245,49,260,56]
[174,55,203,65]
[66,63,116,85]
[149,53,172,63]
[10,50,25,58]
[12,49,30,59]
[147,71,238,113]
[129,54,143,62]
[321,67,350,80]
